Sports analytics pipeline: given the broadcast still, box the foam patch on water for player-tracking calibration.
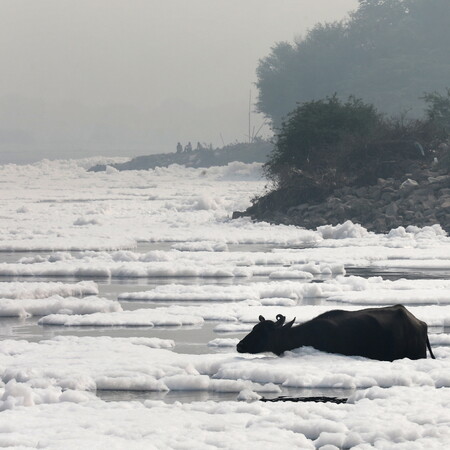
[0,281,98,299]
[1,384,449,448]
[0,295,121,317]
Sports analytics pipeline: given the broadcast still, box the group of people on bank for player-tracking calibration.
[176,142,209,153]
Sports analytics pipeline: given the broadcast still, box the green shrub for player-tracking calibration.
[264,92,450,192]
[264,95,381,184]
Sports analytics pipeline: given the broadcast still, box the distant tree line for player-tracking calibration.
[256,0,450,128]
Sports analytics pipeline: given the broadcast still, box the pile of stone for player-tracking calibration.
[235,166,450,234]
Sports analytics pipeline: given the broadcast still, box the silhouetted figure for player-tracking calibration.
[176,142,183,153]
[196,142,204,151]
[185,142,192,152]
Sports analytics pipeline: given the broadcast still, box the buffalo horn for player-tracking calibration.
[275,314,286,326]
[284,317,296,329]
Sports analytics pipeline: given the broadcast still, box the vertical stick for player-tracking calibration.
[249,89,252,143]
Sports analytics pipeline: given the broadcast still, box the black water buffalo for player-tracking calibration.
[236,305,435,361]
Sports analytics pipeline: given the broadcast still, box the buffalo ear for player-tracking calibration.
[259,315,265,322]
[284,317,296,329]
[275,314,286,327]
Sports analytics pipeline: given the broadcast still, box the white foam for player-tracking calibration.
[0,281,98,299]
[0,295,122,317]
[1,385,449,448]
[1,159,450,448]
[38,309,204,327]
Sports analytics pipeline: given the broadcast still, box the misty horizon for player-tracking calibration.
[0,0,357,164]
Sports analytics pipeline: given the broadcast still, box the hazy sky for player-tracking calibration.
[1,0,358,163]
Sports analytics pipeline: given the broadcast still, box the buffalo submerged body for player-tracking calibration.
[236,304,435,361]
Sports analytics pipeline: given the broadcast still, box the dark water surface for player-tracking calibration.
[97,386,354,404]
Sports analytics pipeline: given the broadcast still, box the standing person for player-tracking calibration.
[176,142,183,153]
[185,142,192,152]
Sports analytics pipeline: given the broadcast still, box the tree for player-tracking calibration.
[264,91,450,192]
[256,0,450,128]
[422,89,450,140]
[264,95,381,184]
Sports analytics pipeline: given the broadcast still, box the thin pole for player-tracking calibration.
[248,90,252,143]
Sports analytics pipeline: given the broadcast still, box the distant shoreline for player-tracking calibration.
[88,141,272,172]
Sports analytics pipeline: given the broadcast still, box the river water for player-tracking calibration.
[1,243,449,402]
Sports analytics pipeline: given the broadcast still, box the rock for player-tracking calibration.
[339,187,352,195]
[368,186,382,201]
[287,203,309,215]
[413,188,432,199]
[385,202,399,218]
[232,211,245,219]
[354,186,368,198]
[403,210,415,220]
[332,205,349,222]
[428,175,450,184]
[422,208,435,217]
[380,192,393,203]
[441,199,450,211]
[439,188,450,196]
[372,217,387,232]
[326,197,341,206]
[400,178,419,190]
[419,200,435,213]
[234,163,450,233]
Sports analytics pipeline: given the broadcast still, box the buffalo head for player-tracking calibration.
[236,314,295,354]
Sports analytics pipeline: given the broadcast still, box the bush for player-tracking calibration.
[264,95,381,184]
[264,93,450,194]
[422,89,450,141]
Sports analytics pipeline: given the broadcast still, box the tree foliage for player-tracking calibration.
[257,0,450,128]
[422,89,450,140]
[264,92,450,194]
[265,96,381,181]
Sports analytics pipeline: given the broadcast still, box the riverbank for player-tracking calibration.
[234,161,450,234]
[89,140,272,172]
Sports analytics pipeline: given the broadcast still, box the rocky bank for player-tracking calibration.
[234,163,450,234]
